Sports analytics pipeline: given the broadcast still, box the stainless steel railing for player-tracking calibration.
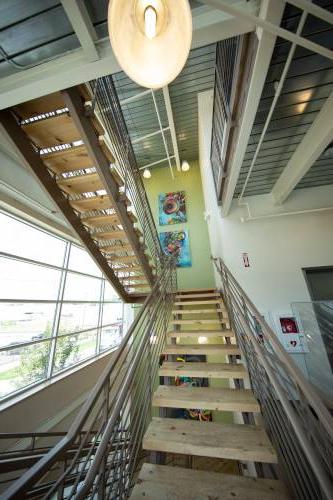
[88,77,163,276]
[213,257,333,500]
[1,258,177,499]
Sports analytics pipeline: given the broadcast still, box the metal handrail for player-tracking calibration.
[213,257,333,500]
[1,258,177,499]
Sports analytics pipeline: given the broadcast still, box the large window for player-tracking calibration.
[0,212,125,401]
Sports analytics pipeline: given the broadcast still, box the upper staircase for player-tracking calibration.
[130,288,289,499]
[0,81,160,302]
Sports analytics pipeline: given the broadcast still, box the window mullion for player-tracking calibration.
[47,241,71,379]
[96,280,105,354]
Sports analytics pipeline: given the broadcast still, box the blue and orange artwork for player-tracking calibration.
[159,230,191,268]
[158,191,187,225]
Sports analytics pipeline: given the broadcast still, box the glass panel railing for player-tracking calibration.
[291,301,333,403]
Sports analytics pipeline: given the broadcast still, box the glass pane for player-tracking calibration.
[63,273,102,302]
[0,258,61,300]
[0,303,56,347]
[68,245,101,277]
[102,303,123,325]
[100,324,123,352]
[0,341,51,399]
[104,280,119,301]
[58,303,100,334]
[0,212,66,266]
[53,330,97,374]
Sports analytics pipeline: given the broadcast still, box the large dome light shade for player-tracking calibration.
[108,0,192,89]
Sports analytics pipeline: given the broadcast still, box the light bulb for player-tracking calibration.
[144,6,157,39]
[181,160,190,172]
[143,168,151,179]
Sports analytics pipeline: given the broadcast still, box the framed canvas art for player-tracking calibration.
[159,230,191,267]
[158,191,187,225]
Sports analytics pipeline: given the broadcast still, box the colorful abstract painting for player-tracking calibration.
[159,230,191,267]
[158,191,187,225]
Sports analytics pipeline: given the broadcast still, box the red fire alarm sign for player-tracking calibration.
[242,253,250,267]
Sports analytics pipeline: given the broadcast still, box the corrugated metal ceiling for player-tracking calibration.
[113,43,216,171]
[234,0,333,198]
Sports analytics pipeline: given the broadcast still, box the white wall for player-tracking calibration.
[198,90,333,392]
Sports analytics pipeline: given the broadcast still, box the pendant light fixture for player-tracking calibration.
[181,160,190,172]
[108,0,192,89]
[143,168,152,179]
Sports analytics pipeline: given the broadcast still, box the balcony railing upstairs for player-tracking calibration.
[213,257,333,500]
[0,258,177,499]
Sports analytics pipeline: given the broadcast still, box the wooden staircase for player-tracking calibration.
[130,288,290,499]
[0,87,155,301]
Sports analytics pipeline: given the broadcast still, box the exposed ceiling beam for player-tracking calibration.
[221,0,285,216]
[288,0,333,26]
[61,0,99,62]
[0,2,257,110]
[272,92,333,204]
[163,86,181,171]
[204,0,333,61]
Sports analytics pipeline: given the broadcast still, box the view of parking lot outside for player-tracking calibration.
[0,211,126,400]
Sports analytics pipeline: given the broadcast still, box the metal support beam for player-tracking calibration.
[61,87,155,286]
[0,3,257,110]
[163,86,181,171]
[61,0,99,62]
[204,0,333,61]
[221,0,285,216]
[132,127,170,145]
[0,110,130,302]
[272,92,333,204]
[288,0,333,26]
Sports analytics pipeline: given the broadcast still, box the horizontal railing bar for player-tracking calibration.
[1,263,174,499]
[214,257,333,439]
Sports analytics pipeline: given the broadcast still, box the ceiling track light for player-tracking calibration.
[181,160,190,172]
[108,0,192,89]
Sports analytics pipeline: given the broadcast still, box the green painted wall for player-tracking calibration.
[144,161,215,290]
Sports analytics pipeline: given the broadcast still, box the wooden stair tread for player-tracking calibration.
[93,230,126,241]
[14,92,65,119]
[178,288,217,293]
[172,308,227,314]
[70,195,113,212]
[100,243,133,253]
[167,329,234,338]
[22,113,81,148]
[163,344,240,356]
[174,299,225,306]
[57,172,103,195]
[152,386,260,412]
[159,361,246,379]
[143,418,277,463]
[114,265,144,274]
[130,464,289,500]
[109,255,138,264]
[176,293,220,299]
[82,213,120,228]
[42,144,93,174]
[170,319,228,325]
